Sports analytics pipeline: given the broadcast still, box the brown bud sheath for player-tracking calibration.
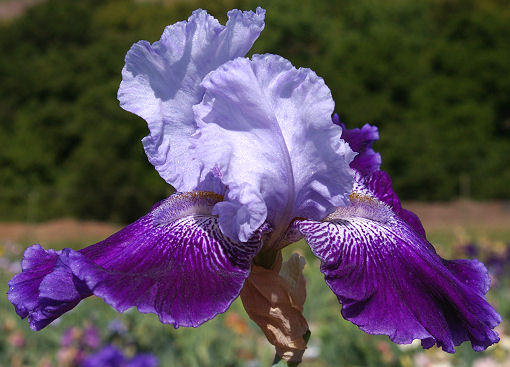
[241,253,308,363]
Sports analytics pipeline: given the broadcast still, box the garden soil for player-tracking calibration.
[0,201,509,244]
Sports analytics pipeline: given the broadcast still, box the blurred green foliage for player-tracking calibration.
[1,0,509,222]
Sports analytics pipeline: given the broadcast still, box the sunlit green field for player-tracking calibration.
[1,223,509,367]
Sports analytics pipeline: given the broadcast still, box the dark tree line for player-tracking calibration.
[1,0,509,222]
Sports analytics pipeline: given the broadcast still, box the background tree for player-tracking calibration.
[1,0,509,222]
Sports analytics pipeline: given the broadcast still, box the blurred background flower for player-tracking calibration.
[81,346,158,367]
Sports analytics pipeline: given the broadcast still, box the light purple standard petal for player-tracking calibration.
[118,8,265,192]
[333,114,381,176]
[295,196,501,353]
[8,192,267,330]
[193,54,355,242]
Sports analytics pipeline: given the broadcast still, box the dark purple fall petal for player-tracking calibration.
[31,250,92,330]
[72,193,264,327]
[399,208,426,238]
[333,114,381,176]
[355,170,427,238]
[7,245,91,330]
[7,245,59,319]
[334,115,426,238]
[296,199,501,353]
[8,192,266,330]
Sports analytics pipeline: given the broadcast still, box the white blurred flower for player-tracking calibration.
[473,357,500,367]
[398,339,421,351]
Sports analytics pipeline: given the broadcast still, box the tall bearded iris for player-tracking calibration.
[8,8,500,364]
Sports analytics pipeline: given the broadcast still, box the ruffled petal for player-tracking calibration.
[333,114,381,176]
[73,192,266,328]
[118,8,265,191]
[7,245,59,319]
[295,196,501,352]
[7,245,91,331]
[212,183,268,243]
[8,192,267,330]
[31,251,92,330]
[193,54,355,242]
[333,116,426,236]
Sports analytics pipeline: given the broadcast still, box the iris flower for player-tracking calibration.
[7,8,500,364]
[81,346,158,367]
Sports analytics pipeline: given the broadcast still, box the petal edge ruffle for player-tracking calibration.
[8,192,268,330]
[7,244,92,331]
[194,54,355,242]
[296,200,500,352]
[118,8,265,192]
[334,114,381,176]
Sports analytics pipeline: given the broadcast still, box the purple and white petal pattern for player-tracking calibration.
[355,170,426,238]
[118,8,265,192]
[72,192,266,327]
[8,192,266,330]
[333,115,425,236]
[193,54,355,242]
[295,196,501,352]
[333,114,381,176]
